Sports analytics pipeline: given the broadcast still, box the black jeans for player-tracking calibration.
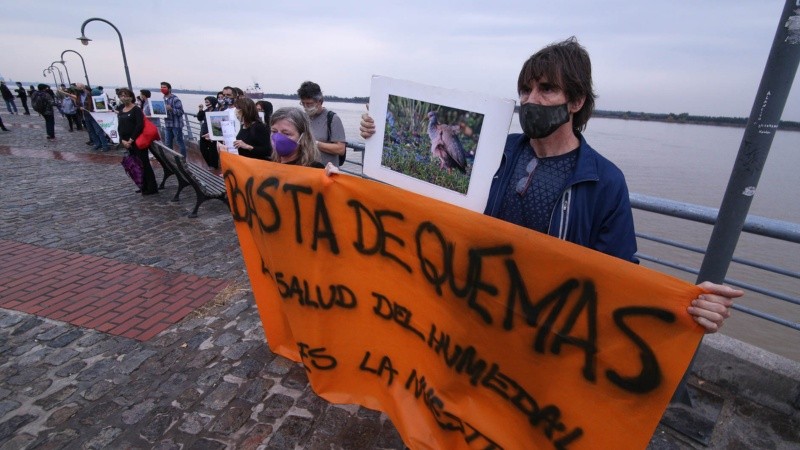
[65,113,81,131]
[44,114,55,138]
[135,144,158,195]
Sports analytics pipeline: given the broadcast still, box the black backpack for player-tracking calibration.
[31,91,49,115]
[325,110,346,166]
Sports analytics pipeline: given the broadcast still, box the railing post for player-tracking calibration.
[698,0,800,283]
[670,0,800,413]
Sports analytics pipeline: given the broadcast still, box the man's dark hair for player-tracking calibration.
[517,36,596,132]
[140,89,151,98]
[160,81,171,90]
[297,81,323,101]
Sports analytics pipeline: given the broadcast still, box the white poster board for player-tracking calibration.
[89,111,120,144]
[364,75,514,212]
[148,98,168,118]
[92,94,109,112]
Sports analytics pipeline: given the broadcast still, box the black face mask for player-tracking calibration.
[519,102,570,139]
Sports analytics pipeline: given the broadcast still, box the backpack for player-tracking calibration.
[31,91,49,115]
[325,110,346,166]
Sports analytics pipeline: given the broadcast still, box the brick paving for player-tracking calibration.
[0,112,797,449]
[0,239,229,341]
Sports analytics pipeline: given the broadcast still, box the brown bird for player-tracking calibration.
[427,111,467,173]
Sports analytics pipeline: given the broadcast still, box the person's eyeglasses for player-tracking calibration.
[515,156,539,195]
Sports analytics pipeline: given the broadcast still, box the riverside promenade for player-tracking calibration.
[0,113,798,449]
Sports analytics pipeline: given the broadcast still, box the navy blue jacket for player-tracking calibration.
[484,133,638,263]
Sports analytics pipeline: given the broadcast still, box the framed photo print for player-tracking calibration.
[364,76,515,212]
[92,94,109,112]
[148,98,168,118]
[206,111,233,141]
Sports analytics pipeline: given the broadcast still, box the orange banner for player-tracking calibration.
[220,152,704,450]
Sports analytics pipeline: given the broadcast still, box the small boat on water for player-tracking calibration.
[246,83,263,100]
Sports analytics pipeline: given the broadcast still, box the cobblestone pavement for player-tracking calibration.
[1,112,798,449]
[0,113,405,449]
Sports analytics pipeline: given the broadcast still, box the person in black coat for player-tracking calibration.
[15,82,30,115]
[117,88,158,195]
[197,96,219,169]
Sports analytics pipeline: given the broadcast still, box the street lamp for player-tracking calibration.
[43,68,57,87]
[77,17,132,91]
[52,60,71,85]
[48,65,65,87]
[61,49,91,87]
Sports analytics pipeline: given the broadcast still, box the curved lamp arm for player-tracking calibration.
[77,17,132,91]
[61,50,91,87]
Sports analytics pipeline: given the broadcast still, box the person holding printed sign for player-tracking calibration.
[216,97,271,161]
[359,37,742,333]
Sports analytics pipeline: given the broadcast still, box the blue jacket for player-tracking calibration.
[484,133,638,263]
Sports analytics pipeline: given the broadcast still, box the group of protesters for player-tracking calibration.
[193,81,346,170]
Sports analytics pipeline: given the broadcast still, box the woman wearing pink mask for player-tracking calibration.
[269,107,324,168]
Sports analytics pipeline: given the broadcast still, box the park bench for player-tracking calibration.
[149,141,229,218]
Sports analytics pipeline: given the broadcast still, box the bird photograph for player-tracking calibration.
[381,95,483,194]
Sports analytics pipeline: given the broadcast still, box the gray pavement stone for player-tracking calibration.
[178,412,213,435]
[20,378,51,397]
[202,382,239,411]
[0,400,21,420]
[264,415,313,449]
[221,341,254,361]
[208,403,250,434]
[213,332,239,347]
[6,366,47,386]
[34,326,67,342]
[54,359,86,377]
[196,363,231,388]
[259,394,295,421]
[43,348,79,366]
[0,415,36,442]
[0,388,10,401]
[229,358,262,380]
[0,314,23,329]
[85,426,123,449]
[46,328,84,348]
[81,379,114,401]
[122,398,158,425]
[237,423,274,449]
[44,404,80,427]
[0,433,36,450]
[240,378,274,404]
[141,413,177,443]
[115,348,157,375]
[34,385,77,410]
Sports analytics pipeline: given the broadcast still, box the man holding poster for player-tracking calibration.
[361,37,742,333]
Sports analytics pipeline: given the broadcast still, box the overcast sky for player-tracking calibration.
[2,0,798,120]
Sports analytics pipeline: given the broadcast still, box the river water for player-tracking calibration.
[175,94,800,361]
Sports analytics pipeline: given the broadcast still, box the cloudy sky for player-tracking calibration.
[2,0,798,120]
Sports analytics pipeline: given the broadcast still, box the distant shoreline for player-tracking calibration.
[172,89,800,132]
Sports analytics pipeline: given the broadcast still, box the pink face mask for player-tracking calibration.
[160,87,169,95]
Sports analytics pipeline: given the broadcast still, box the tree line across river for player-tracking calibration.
[167,89,800,132]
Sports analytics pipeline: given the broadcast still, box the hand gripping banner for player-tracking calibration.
[220,152,704,450]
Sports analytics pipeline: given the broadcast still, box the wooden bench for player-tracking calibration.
[149,141,228,218]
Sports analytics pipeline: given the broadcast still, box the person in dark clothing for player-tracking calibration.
[117,88,158,195]
[196,96,220,169]
[15,82,30,115]
[0,114,9,131]
[227,97,272,160]
[256,100,273,124]
[35,84,56,139]
[1,82,18,114]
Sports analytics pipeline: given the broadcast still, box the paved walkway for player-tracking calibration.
[0,112,797,449]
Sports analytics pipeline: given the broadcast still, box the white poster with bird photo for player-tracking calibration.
[365,76,515,212]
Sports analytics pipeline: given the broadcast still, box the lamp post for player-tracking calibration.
[52,60,71,85]
[77,17,132,91]
[43,68,57,87]
[61,49,90,87]
[48,65,65,87]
